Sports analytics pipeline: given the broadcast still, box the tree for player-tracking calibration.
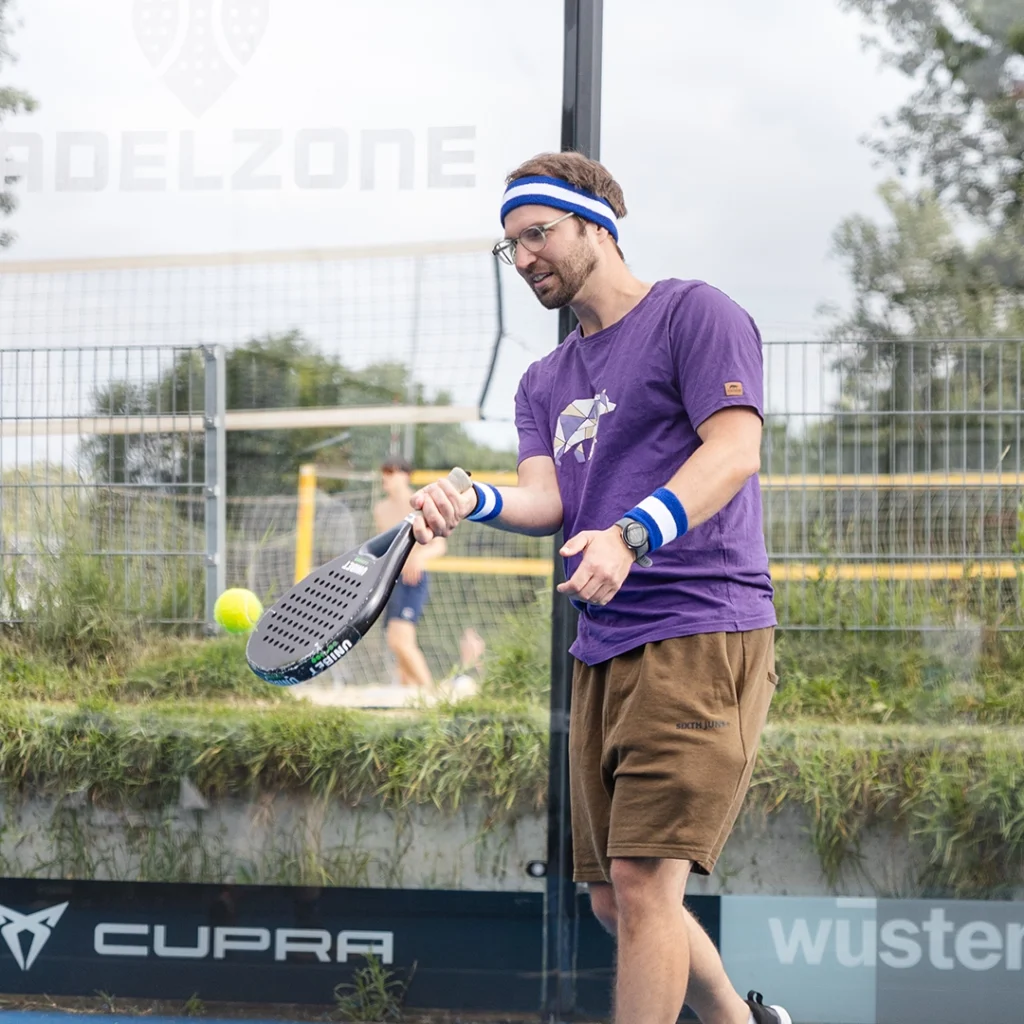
[820,2,1024,472]
[0,0,37,248]
[838,0,1024,227]
[829,1,1024,353]
[821,182,1024,473]
[83,332,516,496]
[827,180,1024,341]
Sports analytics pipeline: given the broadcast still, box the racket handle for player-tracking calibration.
[404,468,475,528]
[448,466,473,493]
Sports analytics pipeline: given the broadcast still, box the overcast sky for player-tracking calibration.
[0,0,912,449]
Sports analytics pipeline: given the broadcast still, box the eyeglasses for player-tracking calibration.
[492,212,576,265]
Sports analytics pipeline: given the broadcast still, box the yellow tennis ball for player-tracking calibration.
[214,588,263,634]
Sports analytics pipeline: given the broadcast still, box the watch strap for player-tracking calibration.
[615,517,653,567]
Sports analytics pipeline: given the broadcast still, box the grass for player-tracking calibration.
[476,593,1024,725]
[333,955,415,1022]
[0,632,287,703]
[0,698,549,812]
[751,722,1024,897]
[771,629,1024,724]
[4,522,1024,896]
[0,692,1021,896]
[477,590,553,703]
[12,606,1024,725]
[2,492,206,663]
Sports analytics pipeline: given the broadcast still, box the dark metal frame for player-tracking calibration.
[477,253,505,415]
[544,3,603,1020]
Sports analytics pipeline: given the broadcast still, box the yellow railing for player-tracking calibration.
[293,466,1024,582]
[418,558,1022,580]
[412,470,1024,488]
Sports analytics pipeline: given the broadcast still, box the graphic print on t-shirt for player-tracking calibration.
[553,390,616,464]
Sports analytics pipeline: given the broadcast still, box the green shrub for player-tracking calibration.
[121,635,285,702]
[478,589,551,702]
[0,698,1021,897]
[0,634,285,704]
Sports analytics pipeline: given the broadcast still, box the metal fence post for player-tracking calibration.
[544,3,603,1021]
[204,345,227,632]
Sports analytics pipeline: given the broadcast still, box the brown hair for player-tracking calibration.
[505,151,627,260]
[380,455,412,475]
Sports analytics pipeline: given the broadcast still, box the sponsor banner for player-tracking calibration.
[721,896,877,1024]
[721,895,1024,1024]
[875,899,1024,1024]
[0,878,717,1015]
[0,878,545,1011]
[14,878,1020,1021]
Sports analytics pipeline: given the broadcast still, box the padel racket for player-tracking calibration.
[246,467,473,685]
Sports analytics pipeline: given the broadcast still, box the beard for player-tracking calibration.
[526,243,599,310]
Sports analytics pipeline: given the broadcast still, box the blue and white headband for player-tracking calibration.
[500,175,619,242]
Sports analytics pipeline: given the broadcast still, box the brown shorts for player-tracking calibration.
[569,627,777,882]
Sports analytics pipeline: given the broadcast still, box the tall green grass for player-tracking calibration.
[0,700,549,812]
[3,499,1024,895]
[752,723,1024,898]
[2,488,206,667]
[0,699,1020,896]
[0,633,286,703]
[474,591,1024,725]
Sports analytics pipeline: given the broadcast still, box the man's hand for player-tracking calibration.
[556,525,635,606]
[410,476,478,544]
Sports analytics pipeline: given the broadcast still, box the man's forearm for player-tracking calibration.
[663,440,759,530]
[613,410,762,558]
[471,484,562,537]
[410,462,563,545]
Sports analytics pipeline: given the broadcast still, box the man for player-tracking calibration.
[409,153,788,1024]
[373,455,445,691]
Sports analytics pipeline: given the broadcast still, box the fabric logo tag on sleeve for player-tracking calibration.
[724,382,744,397]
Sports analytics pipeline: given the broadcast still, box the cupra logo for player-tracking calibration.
[0,902,69,971]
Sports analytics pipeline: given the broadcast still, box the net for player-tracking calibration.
[0,240,502,414]
[0,241,511,635]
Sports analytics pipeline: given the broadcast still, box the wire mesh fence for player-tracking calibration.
[0,241,502,414]
[0,343,220,628]
[0,239,504,652]
[3,257,1024,650]
[763,337,1024,630]
[224,478,547,687]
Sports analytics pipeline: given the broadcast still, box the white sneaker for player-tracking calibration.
[746,990,793,1024]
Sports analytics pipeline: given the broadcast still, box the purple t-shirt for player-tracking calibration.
[514,278,776,666]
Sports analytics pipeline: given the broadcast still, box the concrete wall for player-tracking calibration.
[0,792,547,891]
[6,791,1014,899]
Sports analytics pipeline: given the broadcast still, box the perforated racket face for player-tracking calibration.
[246,466,473,686]
[245,548,393,684]
[254,564,369,663]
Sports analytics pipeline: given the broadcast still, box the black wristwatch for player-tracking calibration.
[615,517,653,567]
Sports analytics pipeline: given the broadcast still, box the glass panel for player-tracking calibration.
[601,3,1024,1022]
[0,0,559,913]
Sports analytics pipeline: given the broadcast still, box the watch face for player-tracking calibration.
[624,522,646,546]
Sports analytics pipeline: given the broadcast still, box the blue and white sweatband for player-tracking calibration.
[500,175,619,241]
[467,482,503,522]
[623,487,688,551]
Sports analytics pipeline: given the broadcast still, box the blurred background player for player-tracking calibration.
[441,625,487,700]
[373,456,446,690]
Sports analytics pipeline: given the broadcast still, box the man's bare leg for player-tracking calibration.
[607,858,690,1024]
[385,620,432,689]
[590,878,750,1024]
